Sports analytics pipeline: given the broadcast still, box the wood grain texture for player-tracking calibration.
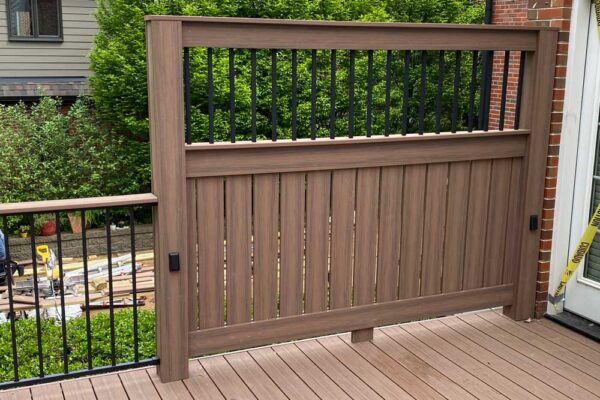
[187,180,199,330]
[225,175,253,325]
[503,158,524,284]
[146,19,189,381]
[483,159,512,287]
[353,168,380,306]
[196,177,225,329]
[330,169,356,309]
[253,174,279,321]
[279,172,306,317]
[421,163,449,296]
[188,284,513,356]
[305,171,332,313]
[398,165,426,299]
[376,166,403,302]
[186,132,528,177]
[462,160,492,290]
[442,161,471,293]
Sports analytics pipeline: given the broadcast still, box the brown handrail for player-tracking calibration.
[0,193,158,216]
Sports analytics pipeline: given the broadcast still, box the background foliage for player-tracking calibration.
[90,0,485,142]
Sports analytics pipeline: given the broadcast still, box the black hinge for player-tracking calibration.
[169,252,180,272]
[529,215,539,231]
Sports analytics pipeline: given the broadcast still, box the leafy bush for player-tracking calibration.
[90,0,485,141]
[0,309,155,381]
[0,97,150,206]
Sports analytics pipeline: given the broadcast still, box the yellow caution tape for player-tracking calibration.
[549,202,600,305]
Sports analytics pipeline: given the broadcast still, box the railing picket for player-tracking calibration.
[130,207,139,363]
[229,48,236,142]
[418,50,427,135]
[292,49,298,141]
[208,48,215,143]
[251,49,257,142]
[384,50,392,136]
[499,50,510,131]
[311,49,318,140]
[105,209,116,366]
[330,50,337,139]
[55,212,69,374]
[435,50,445,134]
[348,50,356,138]
[271,49,278,141]
[29,215,44,377]
[2,216,19,382]
[184,47,192,144]
[468,50,479,132]
[366,50,374,137]
[514,51,526,130]
[451,50,462,133]
[81,210,93,369]
[401,50,411,135]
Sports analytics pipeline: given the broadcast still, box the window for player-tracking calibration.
[7,0,62,41]
[585,107,600,284]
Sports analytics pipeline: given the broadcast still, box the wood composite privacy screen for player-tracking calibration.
[145,16,557,382]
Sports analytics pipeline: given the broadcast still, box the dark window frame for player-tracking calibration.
[6,0,63,42]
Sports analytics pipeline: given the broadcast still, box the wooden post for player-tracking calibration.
[146,19,189,381]
[504,30,557,321]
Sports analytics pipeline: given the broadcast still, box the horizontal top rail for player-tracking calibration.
[145,16,557,51]
[0,193,158,216]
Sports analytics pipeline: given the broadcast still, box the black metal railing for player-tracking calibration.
[182,47,526,144]
[0,196,157,389]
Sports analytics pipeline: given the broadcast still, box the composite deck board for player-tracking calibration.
[5,310,600,400]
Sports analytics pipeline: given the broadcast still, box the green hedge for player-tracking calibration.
[0,309,155,381]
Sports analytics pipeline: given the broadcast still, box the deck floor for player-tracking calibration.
[2,309,600,399]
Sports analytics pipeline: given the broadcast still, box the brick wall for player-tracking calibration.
[491,0,572,317]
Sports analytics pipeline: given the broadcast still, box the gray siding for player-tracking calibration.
[0,0,97,78]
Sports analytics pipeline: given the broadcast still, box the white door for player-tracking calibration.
[565,4,600,323]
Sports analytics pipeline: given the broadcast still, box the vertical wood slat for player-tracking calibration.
[376,167,404,302]
[197,177,225,329]
[421,163,449,296]
[305,171,332,313]
[399,165,426,299]
[253,174,279,321]
[330,169,356,309]
[353,168,380,306]
[280,172,306,317]
[462,160,492,290]
[442,162,471,293]
[503,158,524,284]
[226,176,252,324]
[506,31,557,320]
[187,180,199,330]
[146,19,189,381]
[483,159,512,287]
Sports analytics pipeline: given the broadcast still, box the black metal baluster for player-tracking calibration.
[330,50,337,139]
[251,49,257,142]
[184,47,192,144]
[55,212,68,374]
[348,50,356,138]
[435,50,445,134]
[451,50,462,133]
[499,50,510,131]
[81,211,93,369]
[130,208,139,363]
[479,50,493,131]
[311,49,317,140]
[418,51,427,135]
[106,210,116,366]
[292,49,298,141]
[514,51,526,130]
[229,48,236,142]
[3,217,18,382]
[208,48,215,144]
[468,50,479,132]
[366,50,374,137]
[401,50,411,135]
[384,50,392,136]
[29,215,44,377]
[272,49,278,141]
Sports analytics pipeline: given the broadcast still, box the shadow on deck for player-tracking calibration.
[2,309,600,400]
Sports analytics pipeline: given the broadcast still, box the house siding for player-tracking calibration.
[0,0,97,77]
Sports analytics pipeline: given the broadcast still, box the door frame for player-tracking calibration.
[549,0,599,315]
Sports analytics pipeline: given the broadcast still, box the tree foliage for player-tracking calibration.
[90,0,485,142]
